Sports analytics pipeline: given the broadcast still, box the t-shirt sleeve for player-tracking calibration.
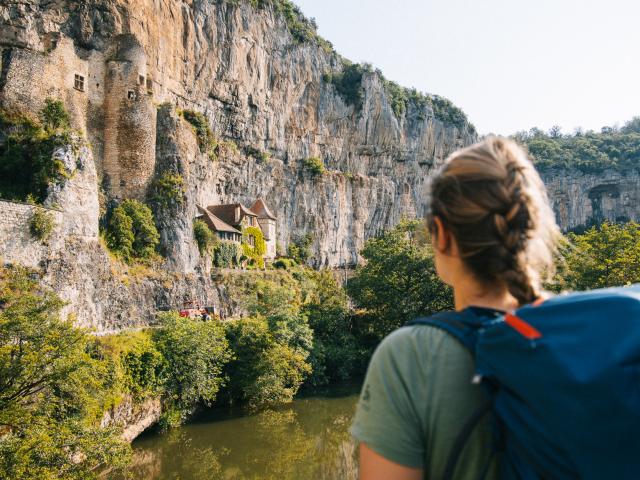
[350,328,425,469]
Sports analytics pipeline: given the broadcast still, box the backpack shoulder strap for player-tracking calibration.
[406,310,480,353]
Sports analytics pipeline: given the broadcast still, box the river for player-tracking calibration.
[121,393,360,479]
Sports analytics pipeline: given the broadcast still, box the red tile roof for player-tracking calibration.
[207,203,258,226]
[196,206,241,233]
[251,198,276,220]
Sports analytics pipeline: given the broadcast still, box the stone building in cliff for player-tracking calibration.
[197,199,277,261]
[0,33,156,201]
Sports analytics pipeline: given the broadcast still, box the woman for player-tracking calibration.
[351,137,560,480]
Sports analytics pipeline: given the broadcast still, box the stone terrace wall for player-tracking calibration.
[0,200,63,268]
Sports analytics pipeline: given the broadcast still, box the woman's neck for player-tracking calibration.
[453,281,520,312]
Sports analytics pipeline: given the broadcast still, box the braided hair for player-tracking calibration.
[426,136,560,306]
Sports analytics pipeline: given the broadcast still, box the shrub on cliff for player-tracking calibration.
[40,98,70,132]
[323,63,367,110]
[96,330,164,402]
[194,219,217,255]
[179,109,218,160]
[0,100,75,203]
[287,233,313,264]
[302,156,326,176]
[150,172,185,210]
[153,312,232,422]
[29,207,55,242]
[0,265,130,479]
[106,200,160,262]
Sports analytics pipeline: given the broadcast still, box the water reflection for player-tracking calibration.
[124,394,359,479]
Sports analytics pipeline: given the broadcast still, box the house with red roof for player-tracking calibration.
[195,198,277,260]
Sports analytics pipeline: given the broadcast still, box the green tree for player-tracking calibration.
[346,220,453,339]
[153,312,232,419]
[302,270,363,388]
[106,200,159,262]
[39,98,70,132]
[287,233,313,265]
[0,266,130,479]
[223,317,311,410]
[561,221,640,290]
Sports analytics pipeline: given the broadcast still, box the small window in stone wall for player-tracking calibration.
[74,74,85,92]
[139,75,145,86]
[127,90,136,100]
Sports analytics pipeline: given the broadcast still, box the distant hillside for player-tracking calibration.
[515,117,640,173]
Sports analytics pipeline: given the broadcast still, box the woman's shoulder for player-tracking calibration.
[375,315,473,364]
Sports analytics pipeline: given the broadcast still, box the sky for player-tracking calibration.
[294,0,640,136]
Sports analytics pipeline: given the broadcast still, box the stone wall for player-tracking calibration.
[0,200,63,268]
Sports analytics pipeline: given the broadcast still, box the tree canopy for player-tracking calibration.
[515,117,640,173]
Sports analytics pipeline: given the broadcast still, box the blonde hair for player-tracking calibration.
[426,136,561,305]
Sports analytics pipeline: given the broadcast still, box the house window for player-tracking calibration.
[74,74,85,92]
[127,90,136,100]
[139,75,145,85]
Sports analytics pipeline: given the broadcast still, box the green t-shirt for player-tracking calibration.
[350,308,500,479]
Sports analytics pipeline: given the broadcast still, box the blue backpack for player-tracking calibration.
[408,285,640,480]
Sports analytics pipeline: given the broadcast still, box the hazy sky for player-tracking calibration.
[294,0,640,135]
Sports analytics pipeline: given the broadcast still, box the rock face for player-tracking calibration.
[541,168,640,231]
[0,0,477,331]
[0,0,475,268]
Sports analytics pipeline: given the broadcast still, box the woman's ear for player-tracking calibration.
[432,216,450,253]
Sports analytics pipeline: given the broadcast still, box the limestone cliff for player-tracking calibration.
[541,168,640,231]
[0,0,478,331]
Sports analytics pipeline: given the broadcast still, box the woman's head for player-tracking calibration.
[426,136,560,306]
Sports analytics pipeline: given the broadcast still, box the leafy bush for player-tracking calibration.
[214,241,241,268]
[302,270,364,388]
[40,98,70,132]
[96,330,164,401]
[245,146,271,163]
[194,219,216,255]
[0,265,131,479]
[514,119,640,173]
[384,80,409,118]
[153,312,232,415]
[323,63,367,110]
[151,172,185,210]
[0,100,75,202]
[347,219,453,339]
[558,221,640,290]
[273,258,296,270]
[287,233,313,265]
[242,226,267,268]
[106,200,159,262]
[223,317,311,410]
[29,207,55,242]
[179,109,218,160]
[302,156,326,176]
